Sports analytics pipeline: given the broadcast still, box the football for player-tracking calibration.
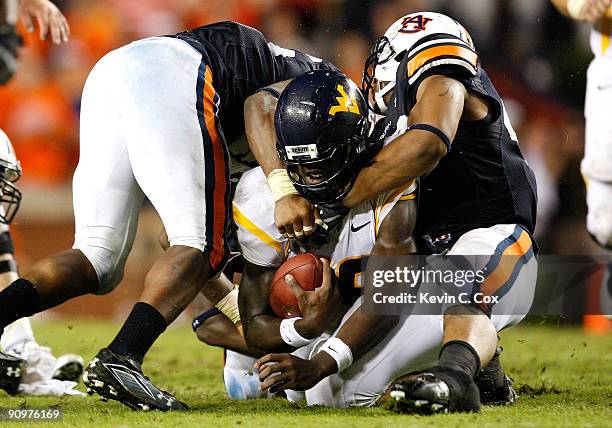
[269,253,324,318]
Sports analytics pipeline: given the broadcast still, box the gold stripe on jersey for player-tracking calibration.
[407,44,478,79]
[602,7,611,54]
[374,180,417,235]
[232,204,282,253]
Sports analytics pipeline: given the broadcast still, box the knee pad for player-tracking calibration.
[73,236,128,295]
[223,350,264,400]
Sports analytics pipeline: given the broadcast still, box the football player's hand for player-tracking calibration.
[569,0,611,23]
[255,352,336,392]
[19,0,70,44]
[274,194,317,239]
[288,258,341,338]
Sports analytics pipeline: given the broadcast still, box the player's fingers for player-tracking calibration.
[50,17,61,44]
[36,12,49,40]
[285,274,306,298]
[61,15,70,41]
[276,223,288,239]
[319,258,332,290]
[254,353,281,369]
[262,372,291,392]
[302,210,316,236]
[293,218,304,239]
[21,13,34,33]
[257,361,285,381]
[285,223,295,239]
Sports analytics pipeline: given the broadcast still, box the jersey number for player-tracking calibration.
[399,15,433,34]
[336,256,368,303]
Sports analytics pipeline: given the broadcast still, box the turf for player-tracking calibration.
[0,319,610,427]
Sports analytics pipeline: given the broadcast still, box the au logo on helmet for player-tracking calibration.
[329,84,361,116]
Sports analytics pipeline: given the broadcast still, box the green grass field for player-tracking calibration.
[0,319,610,427]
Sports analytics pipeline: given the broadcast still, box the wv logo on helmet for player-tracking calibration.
[329,84,361,116]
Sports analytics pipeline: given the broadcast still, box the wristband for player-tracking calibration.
[267,169,299,202]
[318,337,353,373]
[567,0,587,19]
[279,317,315,348]
[214,287,241,325]
[192,307,222,332]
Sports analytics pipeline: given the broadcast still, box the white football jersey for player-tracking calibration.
[590,5,612,57]
[233,167,416,298]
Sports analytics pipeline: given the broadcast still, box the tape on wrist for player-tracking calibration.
[214,287,241,325]
[267,169,299,202]
[279,317,315,348]
[319,337,353,373]
[567,0,587,19]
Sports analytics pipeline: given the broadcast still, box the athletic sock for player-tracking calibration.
[0,279,39,330]
[430,340,482,412]
[108,302,167,363]
[437,340,481,378]
[1,317,36,352]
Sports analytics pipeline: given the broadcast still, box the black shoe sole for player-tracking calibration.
[83,360,157,411]
[386,390,449,415]
[83,357,187,411]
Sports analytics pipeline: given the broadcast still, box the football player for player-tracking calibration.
[0,21,335,410]
[551,2,612,243]
[0,129,83,396]
[248,13,538,414]
[237,70,421,407]
[1,0,81,397]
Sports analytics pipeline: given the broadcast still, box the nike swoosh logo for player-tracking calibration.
[597,83,612,91]
[351,221,371,233]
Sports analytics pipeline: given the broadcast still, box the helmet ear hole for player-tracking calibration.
[394,50,407,62]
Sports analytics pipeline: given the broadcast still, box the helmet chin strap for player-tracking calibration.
[374,80,396,114]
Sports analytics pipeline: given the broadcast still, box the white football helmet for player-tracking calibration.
[363,12,477,114]
[0,128,22,224]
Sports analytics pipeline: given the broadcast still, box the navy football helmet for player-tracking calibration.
[275,70,370,205]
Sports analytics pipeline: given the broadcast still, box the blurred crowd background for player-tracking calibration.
[0,0,606,319]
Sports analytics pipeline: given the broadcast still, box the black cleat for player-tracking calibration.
[82,348,188,411]
[476,346,518,405]
[387,373,451,414]
[478,373,518,405]
[387,368,481,414]
[0,350,25,395]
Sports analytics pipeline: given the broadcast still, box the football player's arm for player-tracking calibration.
[239,260,304,354]
[550,0,611,22]
[244,80,292,177]
[244,80,317,238]
[311,199,417,371]
[256,199,417,391]
[192,292,259,357]
[342,75,466,208]
[240,258,338,355]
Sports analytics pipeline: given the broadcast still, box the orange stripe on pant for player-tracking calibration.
[479,230,533,300]
[203,66,228,270]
